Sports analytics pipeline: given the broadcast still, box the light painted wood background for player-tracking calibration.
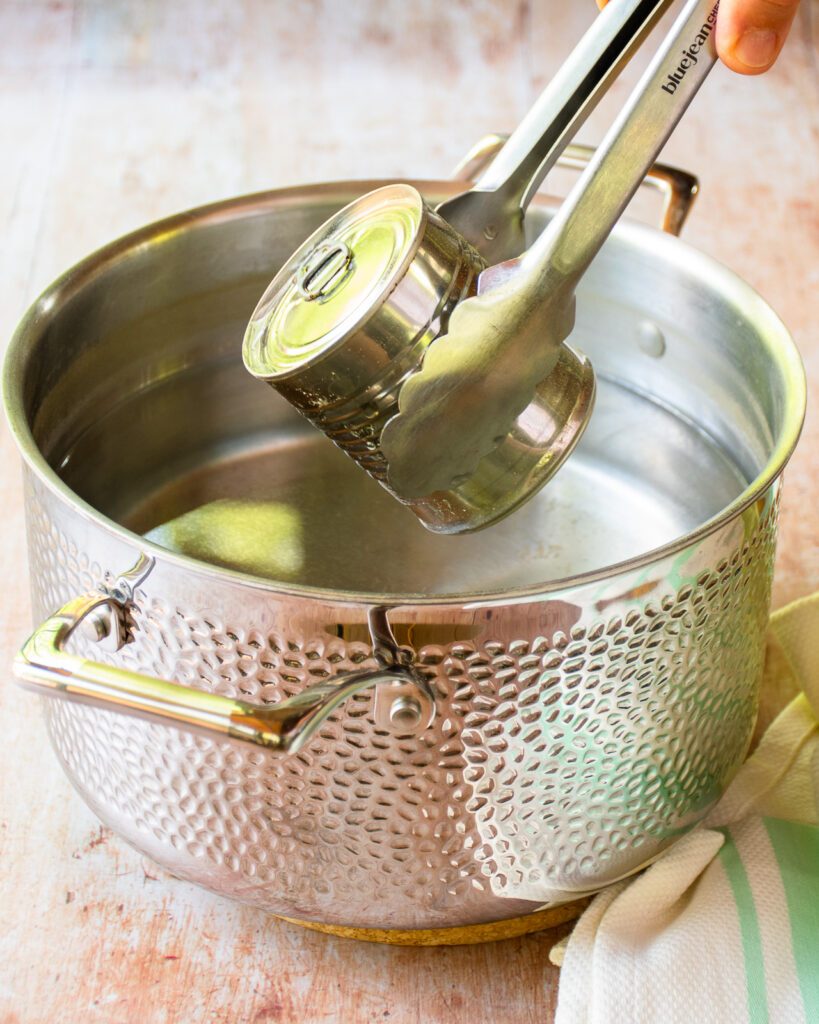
[1,2,817,1021]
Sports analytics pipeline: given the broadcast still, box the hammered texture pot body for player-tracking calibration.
[8,180,802,932]
[26,468,777,929]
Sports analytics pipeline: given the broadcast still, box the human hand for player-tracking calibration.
[596,0,801,74]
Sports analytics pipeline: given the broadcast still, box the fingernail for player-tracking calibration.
[735,28,778,69]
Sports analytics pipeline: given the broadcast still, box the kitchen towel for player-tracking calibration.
[553,592,819,1024]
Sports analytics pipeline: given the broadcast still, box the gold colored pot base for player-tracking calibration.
[276,901,588,946]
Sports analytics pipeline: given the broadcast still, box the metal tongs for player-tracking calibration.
[381,0,720,498]
[244,0,721,534]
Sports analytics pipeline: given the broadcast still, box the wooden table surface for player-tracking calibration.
[1,3,817,1021]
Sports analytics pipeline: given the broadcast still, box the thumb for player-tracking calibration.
[596,0,798,75]
[716,0,800,74]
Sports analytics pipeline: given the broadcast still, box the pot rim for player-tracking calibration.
[3,178,807,608]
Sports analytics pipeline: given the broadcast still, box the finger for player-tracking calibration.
[599,0,798,75]
[717,0,800,74]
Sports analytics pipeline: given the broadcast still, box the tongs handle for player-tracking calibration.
[438,0,675,261]
[519,0,720,287]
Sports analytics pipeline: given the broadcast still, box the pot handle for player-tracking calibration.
[14,592,435,752]
[452,138,699,238]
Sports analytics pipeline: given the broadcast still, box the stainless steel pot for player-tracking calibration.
[5,152,805,941]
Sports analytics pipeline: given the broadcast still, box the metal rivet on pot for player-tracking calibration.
[81,608,112,644]
[389,695,423,731]
[637,320,666,358]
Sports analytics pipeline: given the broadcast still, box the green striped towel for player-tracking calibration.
[554,593,819,1024]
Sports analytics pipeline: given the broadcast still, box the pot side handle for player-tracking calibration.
[452,139,699,238]
[14,592,433,751]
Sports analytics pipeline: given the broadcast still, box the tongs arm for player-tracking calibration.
[514,0,720,292]
[438,0,676,261]
[380,0,721,504]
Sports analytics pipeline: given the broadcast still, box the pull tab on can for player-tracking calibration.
[297,242,353,300]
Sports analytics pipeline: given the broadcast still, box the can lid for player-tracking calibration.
[243,184,426,382]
